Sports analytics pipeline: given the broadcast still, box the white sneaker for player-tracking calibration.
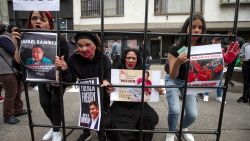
[52,132,62,141]
[42,128,54,140]
[33,85,38,91]
[203,95,209,102]
[216,97,226,104]
[165,133,175,141]
[182,128,195,141]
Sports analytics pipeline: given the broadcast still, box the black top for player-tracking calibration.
[66,50,111,83]
[168,35,208,80]
[168,44,187,80]
[65,50,112,112]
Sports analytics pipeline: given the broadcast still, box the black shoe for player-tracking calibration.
[14,109,29,117]
[237,97,248,103]
[4,116,20,124]
[77,130,91,141]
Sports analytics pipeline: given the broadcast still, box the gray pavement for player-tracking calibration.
[1,65,250,141]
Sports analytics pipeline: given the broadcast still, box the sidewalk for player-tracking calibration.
[0,65,250,141]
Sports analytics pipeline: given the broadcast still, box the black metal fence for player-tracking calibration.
[13,0,241,141]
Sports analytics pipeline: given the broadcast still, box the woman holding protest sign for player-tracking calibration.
[12,11,69,141]
[107,48,164,141]
[165,13,239,141]
[55,32,112,141]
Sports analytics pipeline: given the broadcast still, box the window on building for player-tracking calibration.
[81,0,124,17]
[220,0,250,5]
[154,0,203,15]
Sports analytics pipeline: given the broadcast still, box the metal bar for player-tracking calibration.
[216,0,240,141]
[18,29,236,39]
[14,11,35,141]
[138,0,149,140]
[99,0,106,140]
[55,11,67,141]
[177,0,195,141]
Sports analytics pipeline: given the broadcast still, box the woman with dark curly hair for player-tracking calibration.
[108,48,159,141]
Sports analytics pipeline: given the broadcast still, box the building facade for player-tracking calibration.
[7,0,74,40]
[3,0,250,63]
[73,0,250,63]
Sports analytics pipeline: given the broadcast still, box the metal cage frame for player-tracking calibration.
[13,0,241,141]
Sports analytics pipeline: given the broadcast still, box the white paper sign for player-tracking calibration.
[13,0,60,11]
[245,44,250,60]
[187,44,224,95]
[111,69,161,102]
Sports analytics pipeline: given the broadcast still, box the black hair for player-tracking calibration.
[32,44,44,50]
[178,13,208,46]
[89,101,98,108]
[118,48,142,69]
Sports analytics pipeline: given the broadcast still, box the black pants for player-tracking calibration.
[109,102,159,141]
[38,84,64,132]
[242,61,250,101]
[0,74,23,119]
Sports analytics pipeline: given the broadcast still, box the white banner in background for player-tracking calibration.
[13,0,60,11]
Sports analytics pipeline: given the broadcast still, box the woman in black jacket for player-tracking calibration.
[55,32,112,141]
[108,48,159,141]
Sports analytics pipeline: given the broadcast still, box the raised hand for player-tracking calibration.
[11,27,21,48]
[55,55,68,71]
[223,41,240,64]
[176,53,189,65]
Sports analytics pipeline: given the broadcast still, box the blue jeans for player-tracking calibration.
[165,76,198,131]
[204,78,223,97]
[204,88,222,97]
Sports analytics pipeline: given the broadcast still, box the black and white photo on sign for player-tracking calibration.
[78,77,101,131]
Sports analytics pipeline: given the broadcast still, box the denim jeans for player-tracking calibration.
[165,76,198,131]
[204,78,223,97]
[204,88,222,97]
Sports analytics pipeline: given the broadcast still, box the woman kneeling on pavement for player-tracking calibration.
[55,32,112,141]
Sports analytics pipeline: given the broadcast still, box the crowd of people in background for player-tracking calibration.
[0,11,249,141]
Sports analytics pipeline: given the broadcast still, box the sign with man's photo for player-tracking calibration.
[78,77,101,131]
[20,32,57,82]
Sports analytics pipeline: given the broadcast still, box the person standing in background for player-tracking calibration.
[237,43,250,104]
[203,35,226,103]
[111,40,121,67]
[0,23,26,124]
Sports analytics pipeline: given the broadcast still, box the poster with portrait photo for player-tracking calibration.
[187,44,224,95]
[78,77,101,131]
[20,32,57,82]
[13,0,60,11]
[111,69,161,102]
